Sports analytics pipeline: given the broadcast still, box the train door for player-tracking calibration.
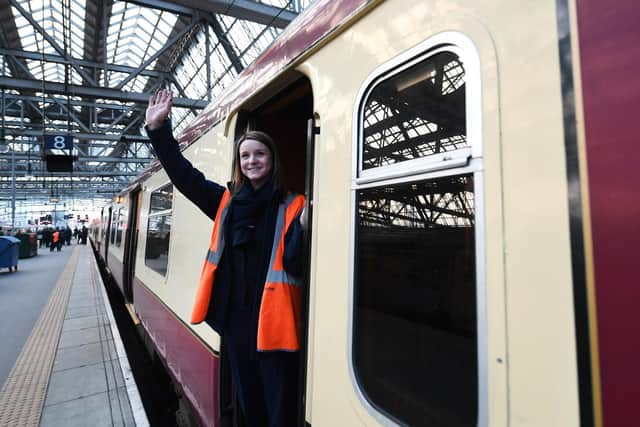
[123,189,141,302]
[96,208,104,253]
[104,206,112,265]
[220,75,315,426]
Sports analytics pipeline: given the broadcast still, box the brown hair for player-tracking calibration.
[231,130,285,196]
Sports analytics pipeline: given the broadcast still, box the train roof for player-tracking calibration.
[124,0,373,195]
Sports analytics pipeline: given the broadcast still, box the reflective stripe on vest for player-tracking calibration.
[192,190,306,351]
[257,193,305,351]
[190,189,232,324]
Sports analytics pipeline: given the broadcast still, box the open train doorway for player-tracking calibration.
[123,188,141,303]
[220,74,315,426]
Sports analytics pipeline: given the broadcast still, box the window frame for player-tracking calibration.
[353,33,483,185]
[348,31,488,427]
[115,208,125,247]
[144,182,174,277]
[110,208,118,245]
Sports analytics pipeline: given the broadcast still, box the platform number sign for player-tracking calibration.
[44,135,74,172]
[44,135,73,151]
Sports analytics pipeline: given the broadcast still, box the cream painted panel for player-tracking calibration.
[135,123,234,350]
[495,1,579,426]
[297,0,577,426]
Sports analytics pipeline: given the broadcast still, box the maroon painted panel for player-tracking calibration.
[133,278,219,427]
[576,1,640,425]
[108,253,124,295]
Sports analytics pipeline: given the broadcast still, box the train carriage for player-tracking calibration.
[92,0,640,426]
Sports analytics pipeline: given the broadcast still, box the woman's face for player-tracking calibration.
[239,139,273,189]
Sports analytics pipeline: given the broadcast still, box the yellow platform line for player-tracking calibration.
[0,247,80,427]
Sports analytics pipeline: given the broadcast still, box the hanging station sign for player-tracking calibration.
[44,134,74,172]
[44,135,73,152]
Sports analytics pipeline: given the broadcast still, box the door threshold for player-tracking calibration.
[125,303,140,325]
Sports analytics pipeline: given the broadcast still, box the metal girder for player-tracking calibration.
[0,170,140,177]
[0,76,208,108]
[0,93,148,112]
[0,48,171,79]
[0,154,152,163]
[115,19,201,90]
[206,14,243,73]
[2,128,149,142]
[126,0,297,29]
[0,77,207,109]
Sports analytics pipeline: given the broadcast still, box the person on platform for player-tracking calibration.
[50,228,61,252]
[145,89,308,427]
[65,226,72,245]
[81,225,88,244]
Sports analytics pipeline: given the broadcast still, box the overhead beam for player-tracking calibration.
[2,127,150,142]
[0,170,140,177]
[0,48,171,79]
[115,20,200,90]
[126,0,297,28]
[0,77,208,108]
[206,14,243,73]
[1,93,148,112]
[0,154,153,164]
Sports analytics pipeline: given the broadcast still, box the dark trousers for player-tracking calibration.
[224,306,299,427]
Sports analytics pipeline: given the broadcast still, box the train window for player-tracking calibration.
[353,175,477,426]
[145,184,173,276]
[110,210,118,244]
[358,50,468,180]
[353,43,482,427]
[115,208,125,247]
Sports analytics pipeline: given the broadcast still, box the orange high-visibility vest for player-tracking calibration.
[191,189,306,351]
[52,231,60,243]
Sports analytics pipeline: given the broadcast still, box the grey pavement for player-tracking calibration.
[0,243,74,387]
[39,246,144,427]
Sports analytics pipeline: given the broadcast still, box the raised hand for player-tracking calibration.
[146,89,173,131]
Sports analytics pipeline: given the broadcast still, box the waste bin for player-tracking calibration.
[16,233,38,258]
[0,236,20,272]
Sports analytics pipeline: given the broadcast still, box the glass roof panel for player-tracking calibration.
[11,0,86,82]
[105,2,178,87]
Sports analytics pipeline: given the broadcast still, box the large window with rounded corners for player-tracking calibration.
[352,43,482,427]
[145,184,173,276]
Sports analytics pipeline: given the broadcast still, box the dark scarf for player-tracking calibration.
[228,180,277,247]
[225,180,281,311]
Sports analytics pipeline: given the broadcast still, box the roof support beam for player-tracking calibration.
[126,0,297,28]
[206,14,244,73]
[0,48,171,79]
[0,93,148,112]
[0,170,140,177]
[0,76,208,108]
[115,20,200,90]
[2,127,150,142]
[0,154,152,164]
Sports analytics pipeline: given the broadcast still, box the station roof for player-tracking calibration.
[0,0,312,221]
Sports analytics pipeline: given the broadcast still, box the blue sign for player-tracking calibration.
[44,135,73,151]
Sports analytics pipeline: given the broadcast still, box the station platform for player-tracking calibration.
[0,244,148,427]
